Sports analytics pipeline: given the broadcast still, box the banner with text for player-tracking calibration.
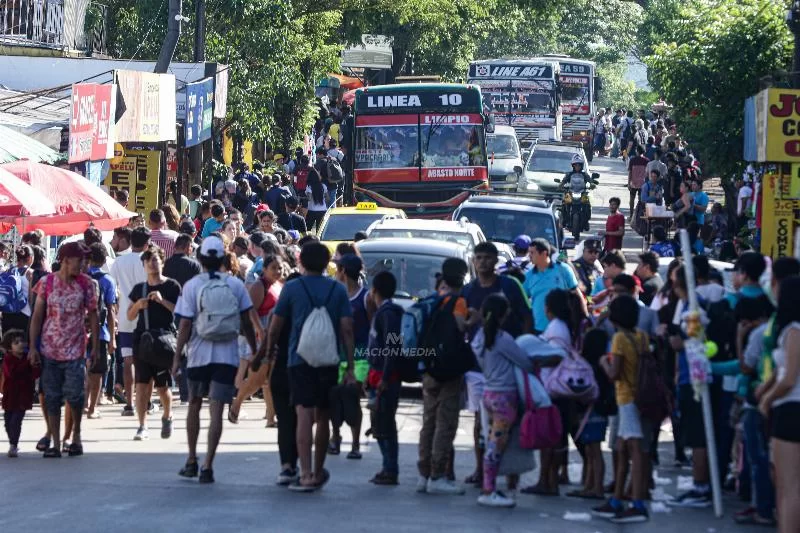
[185,78,214,147]
[68,83,116,163]
[115,70,176,143]
[760,167,799,258]
[104,149,161,213]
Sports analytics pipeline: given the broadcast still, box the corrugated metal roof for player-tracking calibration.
[0,124,59,163]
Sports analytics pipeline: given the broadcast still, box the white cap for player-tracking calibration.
[200,236,225,257]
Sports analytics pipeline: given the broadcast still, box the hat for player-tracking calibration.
[584,238,602,251]
[335,253,363,275]
[273,154,285,162]
[287,230,301,241]
[255,203,270,213]
[58,241,90,261]
[200,236,225,257]
[179,220,196,235]
[513,234,532,251]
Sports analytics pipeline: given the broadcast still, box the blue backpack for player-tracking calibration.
[0,267,28,313]
[399,294,444,382]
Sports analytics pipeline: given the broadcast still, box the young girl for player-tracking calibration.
[471,294,533,508]
[2,329,38,457]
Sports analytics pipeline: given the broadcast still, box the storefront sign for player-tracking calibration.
[68,83,116,163]
[756,88,800,162]
[761,170,799,258]
[115,70,176,143]
[185,77,214,147]
[104,149,161,213]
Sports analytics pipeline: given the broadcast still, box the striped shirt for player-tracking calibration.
[150,228,179,259]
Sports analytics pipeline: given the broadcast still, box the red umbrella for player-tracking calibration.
[342,89,357,106]
[0,167,57,217]
[0,160,138,235]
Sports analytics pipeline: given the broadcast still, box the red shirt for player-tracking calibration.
[605,212,625,251]
[2,354,40,411]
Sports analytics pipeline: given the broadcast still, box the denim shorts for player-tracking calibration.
[577,410,608,444]
[187,364,237,403]
[617,402,643,440]
[41,357,86,416]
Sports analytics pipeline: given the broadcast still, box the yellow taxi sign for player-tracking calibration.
[356,202,378,210]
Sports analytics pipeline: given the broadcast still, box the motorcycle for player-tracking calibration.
[553,172,599,241]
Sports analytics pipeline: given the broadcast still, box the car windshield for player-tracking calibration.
[486,134,519,159]
[362,252,460,299]
[458,207,556,246]
[369,229,475,249]
[526,149,574,173]
[319,213,387,241]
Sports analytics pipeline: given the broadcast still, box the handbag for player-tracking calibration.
[519,367,562,450]
[134,283,177,369]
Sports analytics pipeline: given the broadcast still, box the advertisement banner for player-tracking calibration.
[115,70,177,143]
[104,150,161,213]
[68,83,116,163]
[761,170,798,258]
[185,77,214,147]
[756,88,800,162]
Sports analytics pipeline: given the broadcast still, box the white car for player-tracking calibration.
[366,218,486,251]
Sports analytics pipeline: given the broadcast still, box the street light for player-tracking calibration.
[787,0,800,88]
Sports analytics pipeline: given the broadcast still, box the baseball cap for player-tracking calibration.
[179,220,196,235]
[584,238,602,251]
[273,154,285,161]
[200,236,225,257]
[287,229,301,241]
[335,253,363,276]
[513,234,532,251]
[58,241,90,261]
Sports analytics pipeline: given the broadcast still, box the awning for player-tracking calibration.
[0,124,59,164]
[329,73,364,90]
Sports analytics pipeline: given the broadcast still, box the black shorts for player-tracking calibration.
[679,384,706,448]
[289,362,338,409]
[134,358,172,388]
[771,402,800,442]
[88,341,109,375]
[187,364,237,403]
[297,192,308,208]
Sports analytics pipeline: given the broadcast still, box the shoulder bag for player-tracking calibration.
[134,283,177,369]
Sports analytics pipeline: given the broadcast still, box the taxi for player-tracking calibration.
[317,202,406,253]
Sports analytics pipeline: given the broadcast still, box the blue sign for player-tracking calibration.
[185,77,214,147]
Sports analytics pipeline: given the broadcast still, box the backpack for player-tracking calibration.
[500,259,529,284]
[625,331,671,423]
[295,279,340,368]
[421,296,476,382]
[326,157,345,184]
[544,344,599,404]
[635,129,648,149]
[0,267,28,313]
[88,271,108,332]
[194,273,241,342]
[295,167,310,191]
[400,294,443,382]
[373,303,413,379]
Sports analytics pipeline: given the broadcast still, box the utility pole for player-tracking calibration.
[190,0,208,191]
[154,0,183,74]
[788,1,800,88]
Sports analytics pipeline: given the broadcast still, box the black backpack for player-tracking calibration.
[89,270,108,331]
[326,158,345,184]
[624,332,671,423]
[421,297,476,382]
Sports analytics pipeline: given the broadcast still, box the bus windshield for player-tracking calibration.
[560,76,590,115]
[422,123,487,167]
[354,125,419,169]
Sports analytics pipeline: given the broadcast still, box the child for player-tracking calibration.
[366,271,404,485]
[471,294,533,507]
[593,294,649,523]
[2,329,38,457]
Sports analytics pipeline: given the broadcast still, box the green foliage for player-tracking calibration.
[646,0,792,179]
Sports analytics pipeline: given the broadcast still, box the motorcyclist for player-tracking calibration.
[559,153,594,230]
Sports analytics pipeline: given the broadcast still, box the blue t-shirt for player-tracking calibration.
[201,218,223,238]
[523,261,578,333]
[273,275,352,367]
[350,286,370,353]
[462,275,531,339]
[693,191,709,225]
[88,266,117,342]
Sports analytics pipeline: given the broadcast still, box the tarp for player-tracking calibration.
[329,73,364,91]
[0,124,59,164]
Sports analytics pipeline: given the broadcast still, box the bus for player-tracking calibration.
[349,83,491,218]
[532,55,599,160]
[467,58,562,147]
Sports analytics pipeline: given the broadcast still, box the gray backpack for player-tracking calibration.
[194,273,240,342]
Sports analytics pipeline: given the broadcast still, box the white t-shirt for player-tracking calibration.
[306,184,329,212]
[109,250,146,333]
[737,185,753,216]
[773,322,800,407]
[540,318,572,383]
[696,283,726,304]
[174,272,254,368]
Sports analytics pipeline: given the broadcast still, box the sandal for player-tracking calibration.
[67,443,84,456]
[62,441,71,453]
[520,484,559,496]
[346,449,362,460]
[288,474,318,493]
[327,436,341,456]
[36,437,50,452]
[43,447,62,458]
[313,468,330,489]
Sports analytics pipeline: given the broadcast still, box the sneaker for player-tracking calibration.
[199,467,214,484]
[161,418,173,439]
[416,476,429,493]
[179,460,198,478]
[477,491,516,508]
[7,445,18,458]
[277,468,299,486]
[592,500,621,519]
[610,506,649,524]
[121,405,134,416]
[147,402,158,415]
[133,427,149,441]
[426,477,465,495]
[667,489,712,508]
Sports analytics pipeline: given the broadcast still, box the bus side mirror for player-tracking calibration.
[485,114,495,134]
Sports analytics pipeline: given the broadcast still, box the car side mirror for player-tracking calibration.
[591,172,600,180]
[553,178,562,184]
[521,150,530,160]
[514,165,523,175]
[485,114,496,134]
[561,236,576,250]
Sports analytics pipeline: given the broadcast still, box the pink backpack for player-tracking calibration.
[545,346,599,404]
[519,369,562,450]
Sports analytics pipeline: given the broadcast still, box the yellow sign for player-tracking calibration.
[356,202,377,210]
[790,164,800,200]
[222,129,253,167]
[761,171,797,258]
[104,150,161,214]
[756,88,800,162]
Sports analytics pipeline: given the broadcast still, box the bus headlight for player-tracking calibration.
[526,182,539,191]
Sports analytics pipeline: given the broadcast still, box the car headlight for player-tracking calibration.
[579,131,587,137]
[506,173,518,183]
[526,182,539,191]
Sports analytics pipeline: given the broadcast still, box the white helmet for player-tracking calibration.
[571,153,585,166]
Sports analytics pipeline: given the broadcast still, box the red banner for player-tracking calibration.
[355,166,488,184]
[422,166,487,182]
[68,83,116,163]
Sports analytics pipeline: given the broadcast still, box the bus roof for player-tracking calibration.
[355,83,480,94]
[470,58,559,67]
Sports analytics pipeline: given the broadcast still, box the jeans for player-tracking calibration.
[270,365,298,468]
[713,382,735,483]
[418,374,463,479]
[373,382,400,475]
[4,410,24,446]
[41,357,86,416]
[328,183,339,207]
[742,408,774,519]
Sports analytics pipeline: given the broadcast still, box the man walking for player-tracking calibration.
[86,243,117,420]
[148,209,179,259]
